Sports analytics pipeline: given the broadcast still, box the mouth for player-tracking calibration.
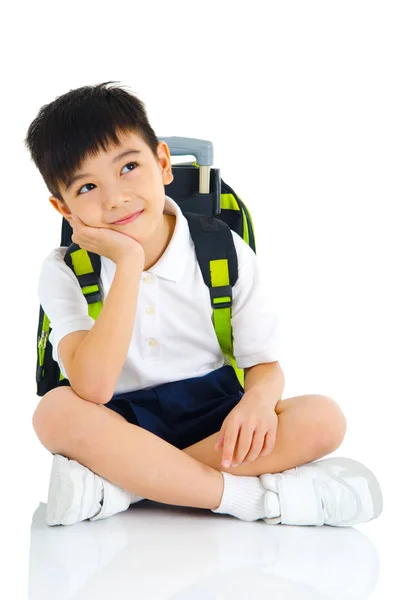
[111,210,144,225]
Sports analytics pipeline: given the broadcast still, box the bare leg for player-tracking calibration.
[32,387,224,510]
[182,395,347,476]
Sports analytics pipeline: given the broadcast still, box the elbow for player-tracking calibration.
[69,380,111,405]
[68,364,115,405]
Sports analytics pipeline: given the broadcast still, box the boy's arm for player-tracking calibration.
[243,362,285,409]
[70,255,142,405]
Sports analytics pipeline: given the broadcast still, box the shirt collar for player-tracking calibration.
[145,194,191,282]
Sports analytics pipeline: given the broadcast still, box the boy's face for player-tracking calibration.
[49,129,173,245]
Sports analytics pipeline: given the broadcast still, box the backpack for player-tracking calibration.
[36,137,257,397]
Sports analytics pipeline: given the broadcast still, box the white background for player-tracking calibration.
[1,1,396,597]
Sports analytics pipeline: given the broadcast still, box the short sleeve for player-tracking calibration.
[37,247,95,378]
[230,231,283,368]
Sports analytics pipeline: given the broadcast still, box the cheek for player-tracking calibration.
[78,207,101,225]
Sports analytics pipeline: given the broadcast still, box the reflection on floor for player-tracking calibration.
[29,499,380,599]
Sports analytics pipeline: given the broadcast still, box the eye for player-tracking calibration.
[121,162,138,175]
[75,162,138,196]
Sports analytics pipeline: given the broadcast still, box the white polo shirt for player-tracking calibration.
[37,195,282,394]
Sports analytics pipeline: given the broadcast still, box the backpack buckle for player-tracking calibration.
[84,290,102,303]
[210,285,232,309]
[77,272,98,287]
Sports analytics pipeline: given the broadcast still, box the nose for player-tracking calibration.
[101,182,131,212]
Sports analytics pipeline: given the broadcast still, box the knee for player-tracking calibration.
[32,387,80,452]
[33,387,65,432]
[309,395,347,453]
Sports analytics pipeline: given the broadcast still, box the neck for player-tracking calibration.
[143,212,176,271]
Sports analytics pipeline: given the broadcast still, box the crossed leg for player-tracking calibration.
[182,394,347,476]
[104,393,347,477]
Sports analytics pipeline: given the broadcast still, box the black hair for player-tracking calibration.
[24,81,160,203]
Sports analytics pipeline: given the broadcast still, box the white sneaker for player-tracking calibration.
[259,456,383,527]
[46,454,144,526]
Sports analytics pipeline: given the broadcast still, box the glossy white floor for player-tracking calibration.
[27,443,391,600]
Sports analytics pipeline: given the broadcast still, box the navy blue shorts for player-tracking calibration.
[104,365,244,450]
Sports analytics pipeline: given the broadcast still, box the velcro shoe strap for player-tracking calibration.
[90,480,131,522]
[278,473,324,526]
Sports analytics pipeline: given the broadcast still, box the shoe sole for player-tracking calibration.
[46,455,75,526]
[314,456,383,524]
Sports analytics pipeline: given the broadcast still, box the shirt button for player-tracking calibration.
[148,338,158,347]
[143,275,154,284]
[145,306,155,315]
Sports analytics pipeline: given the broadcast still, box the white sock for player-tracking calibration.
[211,471,281,522]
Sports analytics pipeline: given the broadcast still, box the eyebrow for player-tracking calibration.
[65,149,142,191]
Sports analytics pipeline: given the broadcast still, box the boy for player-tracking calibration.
[27,81,383,527]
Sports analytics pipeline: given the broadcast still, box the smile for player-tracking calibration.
[112,210,144,225]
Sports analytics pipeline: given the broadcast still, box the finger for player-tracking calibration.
[70,214,80,231]
[215,434,224,450]
[222,421,241,468]
[242,428,268,464]
[232,423,255,467]
[215,422,227,450]
[71,213,86,227]
[258,429,277,457]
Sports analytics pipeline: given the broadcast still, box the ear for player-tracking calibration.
[49,196,73,225]
[157,141,174,185]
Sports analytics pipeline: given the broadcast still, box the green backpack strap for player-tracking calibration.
[184,212,244,389]
[64,243,103,320]
[57,244,103,383]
